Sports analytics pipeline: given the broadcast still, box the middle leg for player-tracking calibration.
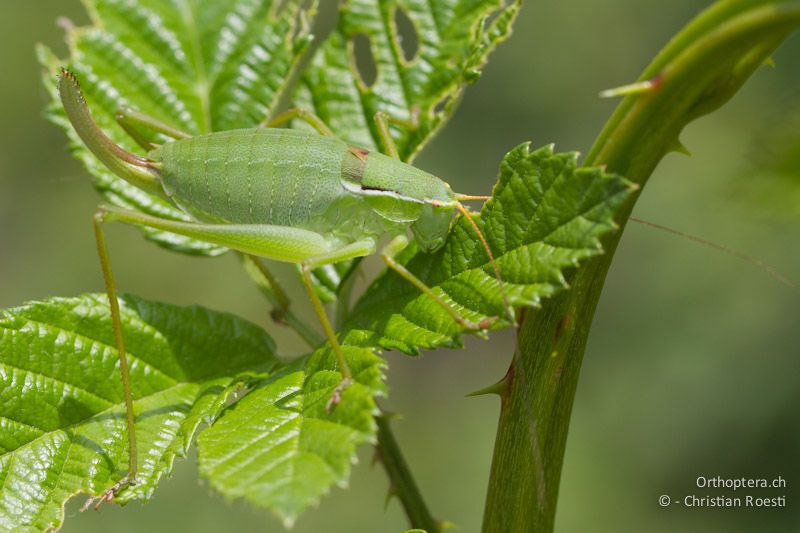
[381,235,495,331]
[115,106,191,150]
[299,239,378,409]
[260,108,334,137]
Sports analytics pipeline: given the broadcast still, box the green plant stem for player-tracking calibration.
[335,258,363,329]
[281,310,325,348]
[244,250,439,530]
[376,415,441,533]
[482,2,800,532]
[240,254,325,347]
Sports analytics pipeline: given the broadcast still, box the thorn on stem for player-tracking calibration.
[668,138,691,156]
[371,448,382,467]
[600,73,664,98]
[466,377,509,398]
[384,485,399,509]
[269,308,287,325]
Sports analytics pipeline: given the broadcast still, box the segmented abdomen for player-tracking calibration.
[152,129,350,227]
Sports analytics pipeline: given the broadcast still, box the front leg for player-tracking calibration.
[381,234,496,332]
[300,240,378,410]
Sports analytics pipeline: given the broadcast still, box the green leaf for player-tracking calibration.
[197,344,386,526]
[0,294,278,532]
[295,0,520,161]
[345,143,637,353]
[38,0,314,256]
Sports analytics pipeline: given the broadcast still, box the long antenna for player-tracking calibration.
[455,202,515,325]
[455,194,492,202]
[455,200,548,506]
[629,216,795,289]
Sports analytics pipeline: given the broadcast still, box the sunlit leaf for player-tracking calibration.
[198,344,385,526]
[0,294,278,531]
[296,0,520,162]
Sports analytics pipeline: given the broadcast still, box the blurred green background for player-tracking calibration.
[1,1,799,531]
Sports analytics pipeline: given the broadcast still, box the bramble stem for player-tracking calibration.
[240,254,324,347]
[376,415,441,533]
[482,2,800,531]
[281,311,325,349]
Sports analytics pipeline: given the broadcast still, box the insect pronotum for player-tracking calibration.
[57,69,515,502]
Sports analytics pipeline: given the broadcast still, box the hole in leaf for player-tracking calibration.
[393,7,419,63]
[483,5,504,30]
[351,33,378,88]
[434,93,454,115]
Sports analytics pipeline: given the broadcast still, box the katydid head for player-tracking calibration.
[407,185,488,253]
[362,164,510,319]
[359,149,458,248]
[410,202,453,252]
